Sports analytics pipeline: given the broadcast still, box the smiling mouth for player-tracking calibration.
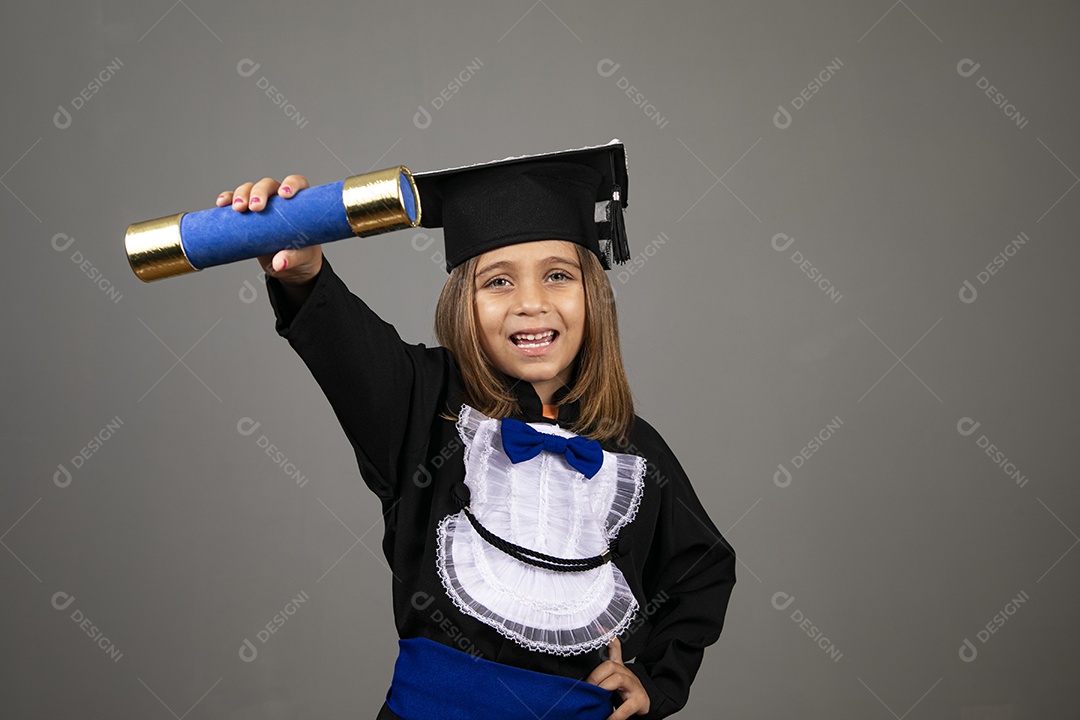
[510,330,558,348]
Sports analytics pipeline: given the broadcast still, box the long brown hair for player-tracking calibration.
[434,243,634,442]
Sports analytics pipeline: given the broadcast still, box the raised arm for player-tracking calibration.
[218,176,452,500]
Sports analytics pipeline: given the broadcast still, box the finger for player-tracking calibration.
[600,672,649,720]
[608,637,623,665]
[231,182,254,212]
[270,249,290,273]
[593,668,638,694]
[277,173,310,198]
[584,663,616,687]
[607,695,647,720]
[215,191,233,207]
[248,177,281,211]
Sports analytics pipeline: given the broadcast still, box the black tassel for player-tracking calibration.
[610,185,629,265]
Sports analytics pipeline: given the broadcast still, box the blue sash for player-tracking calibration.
[385,637,615,720]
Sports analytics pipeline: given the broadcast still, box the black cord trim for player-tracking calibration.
[455,493,618,573]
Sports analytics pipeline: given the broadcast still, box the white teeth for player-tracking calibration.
[513,331,554,341]
[512,330,555,347]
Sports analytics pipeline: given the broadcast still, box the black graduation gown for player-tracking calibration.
[265,257,737,720]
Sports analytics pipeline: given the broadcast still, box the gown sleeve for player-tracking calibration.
[264,255,452,501]
[626,424,738,720]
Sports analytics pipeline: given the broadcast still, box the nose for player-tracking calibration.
[514,277,549,315]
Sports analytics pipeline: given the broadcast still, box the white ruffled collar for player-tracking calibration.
[435,405,645,656]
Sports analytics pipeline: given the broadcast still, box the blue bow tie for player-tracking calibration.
[500,418,604,479]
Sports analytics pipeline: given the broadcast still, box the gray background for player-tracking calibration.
[2,1,1078,718]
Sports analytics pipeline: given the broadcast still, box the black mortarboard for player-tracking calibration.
[413,140,629,271]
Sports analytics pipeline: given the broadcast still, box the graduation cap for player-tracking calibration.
[413,140,629,271]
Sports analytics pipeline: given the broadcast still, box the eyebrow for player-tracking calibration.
[474,255,581,279]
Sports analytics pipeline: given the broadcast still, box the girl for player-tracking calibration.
[216,143,736,720]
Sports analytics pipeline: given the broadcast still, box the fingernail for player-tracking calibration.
[280,185,292,195]
[233,198,243,204]
[280,258,288,270]
[250,196,261,205]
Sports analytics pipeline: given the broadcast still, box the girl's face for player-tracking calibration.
[473,240,586,405]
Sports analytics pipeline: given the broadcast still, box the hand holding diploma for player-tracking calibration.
[215,174,323,287]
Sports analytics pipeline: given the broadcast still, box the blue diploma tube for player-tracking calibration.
[125,166,420,282]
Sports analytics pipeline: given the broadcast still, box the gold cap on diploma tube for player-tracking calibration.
[124,213,195,283]
[343,165,422,236]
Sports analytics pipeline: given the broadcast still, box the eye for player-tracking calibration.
[547,271,573,282]
[483,276,511,288]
